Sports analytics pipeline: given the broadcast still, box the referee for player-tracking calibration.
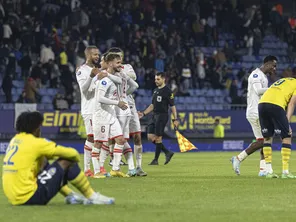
[138,72,179,165]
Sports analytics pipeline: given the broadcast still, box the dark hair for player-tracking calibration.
[108,47,123,53]
[16,111,44,134]
[263,55,277,64]
[105,53,121,62]
[84,45,98,55]
[155,72,166,78]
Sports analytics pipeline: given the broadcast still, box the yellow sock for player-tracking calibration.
[60,185,73,197]
[281,144,291,174]
[263,144,273,173]
[70,171,94,198]
[263,145,272,164]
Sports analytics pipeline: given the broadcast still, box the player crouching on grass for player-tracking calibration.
[2,111,115,205]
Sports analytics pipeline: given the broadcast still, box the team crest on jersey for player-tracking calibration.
[101,80,107,86]
[253,74,258,78]
[48,167,56,176]
[76,71,81,76]
[157,96,162,102]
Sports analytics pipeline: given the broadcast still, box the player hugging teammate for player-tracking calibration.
[76,46,147,178]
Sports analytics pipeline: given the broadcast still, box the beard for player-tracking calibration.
[92,59,100,67]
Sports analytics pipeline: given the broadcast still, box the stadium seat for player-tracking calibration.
[71,104,81,110]
[44,104,54,110]
[41,96,52,103]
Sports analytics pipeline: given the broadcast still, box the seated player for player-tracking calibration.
[2,111,115,205]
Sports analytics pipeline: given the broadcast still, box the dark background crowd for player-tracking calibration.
[1,0,296,109]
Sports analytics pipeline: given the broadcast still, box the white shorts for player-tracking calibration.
[81,114,93,136]
[129,105,141,135]
[93,118,123,142]
[117,116,131,139]
[247,116,263,139]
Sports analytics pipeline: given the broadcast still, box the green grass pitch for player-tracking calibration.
[1,152,296,222]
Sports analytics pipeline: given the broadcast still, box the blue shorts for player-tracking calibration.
[24,161,67,205]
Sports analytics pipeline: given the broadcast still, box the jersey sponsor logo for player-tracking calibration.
[157,96,162,102]
[48,167,57,176]
[101,80,107,86]
[253,74,258,78]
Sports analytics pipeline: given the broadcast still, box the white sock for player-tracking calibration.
[123,142,135,170]
[266,163,273,174]
[237,150,248,162]
[84,141,93,172]
[112,144,123,171]
[99,143,109,168]
[259,160,266,171]
[283,169,289,174]
[134,144,143,168]
[92,147,100,174]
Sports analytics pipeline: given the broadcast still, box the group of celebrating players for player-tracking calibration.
[76,46,147,178]
[231,55,296,179]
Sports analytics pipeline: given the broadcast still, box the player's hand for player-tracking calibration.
[138,111,144,119]
[118,101,128,110]
[97,71,108,80]
[173,119,179,129]
[90,68,100,78]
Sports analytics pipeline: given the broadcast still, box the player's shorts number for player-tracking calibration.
[273,79,285,86]
[38,170,52,185]
[101,126,105,133]
[3,145,19,166]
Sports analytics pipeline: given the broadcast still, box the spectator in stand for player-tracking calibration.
[2,72,12,103]
[24,77,39,103]
[53,93,69,110]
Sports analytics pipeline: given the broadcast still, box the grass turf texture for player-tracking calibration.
[1,152,296,222]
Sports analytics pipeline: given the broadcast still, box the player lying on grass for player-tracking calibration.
[2,111,115,205]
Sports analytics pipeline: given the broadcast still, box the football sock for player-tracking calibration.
[281,144,291,174]
[113,144,124,171]
[154,143,162,160]
[84,141,93,172]
[134,144,143,168]
[263,143,272,173]
[68,163,94,198]
[91,147,100,174]
[99,143,109,168]
[237,150,248,162]
[59,185,73,197]
[123,142,135,170]
[259,160,266,172]
[161,143,170,155]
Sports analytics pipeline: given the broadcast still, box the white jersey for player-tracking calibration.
[115,71,132,116]
[246,68,268,118]
[76,64,96,115]
[94,77,118,124]
[122,64,137,105]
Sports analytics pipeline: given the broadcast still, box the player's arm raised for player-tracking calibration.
[286,91,296,122]
[77,68,99,94]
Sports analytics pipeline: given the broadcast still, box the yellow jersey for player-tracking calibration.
[259,78,296,109]
[2,133,80,205]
